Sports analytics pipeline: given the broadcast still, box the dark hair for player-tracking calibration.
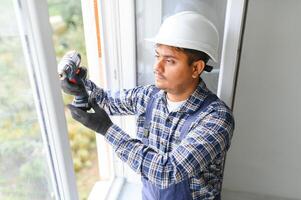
[155,44,213,72]
[174,47,213,72]
[175,47,210,66]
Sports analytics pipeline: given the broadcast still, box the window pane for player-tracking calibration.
[0,1,55,199]
[135,0,228,93]
[47,0,99,199]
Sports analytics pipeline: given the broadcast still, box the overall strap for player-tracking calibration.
[179,94,218,140]
[143,87,160,142]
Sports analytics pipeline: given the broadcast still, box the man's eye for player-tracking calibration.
[166,59,175,64]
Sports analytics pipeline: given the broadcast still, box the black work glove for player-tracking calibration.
[67,98,113,136]
[60,67,87,96]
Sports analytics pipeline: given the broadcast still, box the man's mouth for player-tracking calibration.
[155,73,165,80]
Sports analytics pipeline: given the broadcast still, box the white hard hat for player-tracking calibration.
[146,11,219,62]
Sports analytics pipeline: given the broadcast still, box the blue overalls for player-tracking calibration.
[141,88,221,200]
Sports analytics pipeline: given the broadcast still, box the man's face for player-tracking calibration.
[153,44,196,95]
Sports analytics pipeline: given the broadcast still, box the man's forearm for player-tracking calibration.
[84,79,101,93]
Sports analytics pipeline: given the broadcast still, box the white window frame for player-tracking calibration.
[80,1,116,199]
[82,0,138,199]
[14,0,78,199]
[218,0,247,109]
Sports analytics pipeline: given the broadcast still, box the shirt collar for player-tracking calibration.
[181,79,210,114]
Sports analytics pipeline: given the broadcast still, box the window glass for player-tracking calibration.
[136,0,228,93]
[47,0,98,199]
[0,1,55,199]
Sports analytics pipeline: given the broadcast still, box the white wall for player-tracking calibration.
[223,0,301,199]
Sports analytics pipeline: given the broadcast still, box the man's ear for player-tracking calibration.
[192,60,205,78]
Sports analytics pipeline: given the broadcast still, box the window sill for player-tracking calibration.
[88,177,125,200]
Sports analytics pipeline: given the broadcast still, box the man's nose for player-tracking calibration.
[154,59,164,73]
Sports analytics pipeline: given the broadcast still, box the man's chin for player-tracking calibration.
[155,81,163,89]
[155,82,168,91]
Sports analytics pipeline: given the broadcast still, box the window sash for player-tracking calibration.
[15,0,78,199]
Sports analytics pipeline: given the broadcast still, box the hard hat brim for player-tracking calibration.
[145,37,218,63]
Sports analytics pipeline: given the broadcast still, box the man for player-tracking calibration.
[62,11,234,200]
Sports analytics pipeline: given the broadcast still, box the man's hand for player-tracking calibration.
[67,98,113,136]
[60,67,87,96]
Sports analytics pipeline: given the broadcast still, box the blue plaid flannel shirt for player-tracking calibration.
[85,79,235,200]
